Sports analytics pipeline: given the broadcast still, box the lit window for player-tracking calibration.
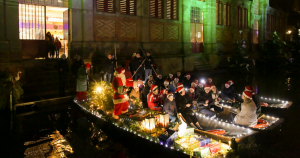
[96,0,115,13]
[237,6,242,28]
[19,4,45,40]
[243,8,248,28]
[150,0,164,19]
[167,0,178,20]
[216,1,222,25]
[120,0,136,15]
[224,3,230,26]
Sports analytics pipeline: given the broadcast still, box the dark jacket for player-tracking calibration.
[175,93,193,115]
[144,55,154,69]
[55,59,69,74]
[155,78,164,90]
[102,58,115,73]
[71,59,84,76]
[130,57,143,72]
[175,74,184,82]
[229,85,237,98]
[197,91,214,110]
[252,94,261,116]
[183,78,192,88]
[221,85,234,99]
[163,99,177,116]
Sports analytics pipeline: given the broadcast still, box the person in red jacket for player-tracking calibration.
[147,84,162,111]
[112,68,143,119]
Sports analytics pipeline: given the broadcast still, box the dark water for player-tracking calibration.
[1,67,300,158]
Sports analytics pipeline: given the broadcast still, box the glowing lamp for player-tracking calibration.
[200,79,205,84]
[144,115,156,133]
[95,86,102,93]
[159,112,169,128]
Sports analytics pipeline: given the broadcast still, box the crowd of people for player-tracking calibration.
[46,32,62,59]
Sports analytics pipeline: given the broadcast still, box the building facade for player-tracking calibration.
[0,0,287,76]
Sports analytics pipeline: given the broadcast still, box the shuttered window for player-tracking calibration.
[120,0,136,15]
[96,0,115,13]
[237,6,242,28]
[150,0,163,18]
[243,8,248,28]
[167,0,178,20]
[216,1,222,25]
[224,3,230,26]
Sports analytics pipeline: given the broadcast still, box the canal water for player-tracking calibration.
[1,66,300,158]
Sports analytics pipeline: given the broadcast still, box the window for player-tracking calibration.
[253,19,259,44]
[237,6,242,28]
[120,0,136,15]
[224,3,230,26]
[19,4,45,40]
[150,0,164,19]
[167,0,178,20]
[96,0,115,13]
[243,8,248,28]
[191,7,202,23]
[216,1,222,25]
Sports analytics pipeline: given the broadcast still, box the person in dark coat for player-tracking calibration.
[175,87,203,129]
[144,52,154,82]
[167,74,174,82]
[221,82,235,101]
[155,74,164,90]
[130,53,143,80]
[245,86,261,116]
[175,71,184,82]
[196,85,216,117]
[163,92,177,122]
[228,80,237,99]
[71,55,84,77]
[101,54,115,83]
[141,80,153,108]
[183,74,192,88]
[55,54,69,96]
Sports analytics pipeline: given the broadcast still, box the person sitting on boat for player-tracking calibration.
[245,86,261,117]
[112,68,143,119]
[175,87,203,129]
[145,74,155,85]
[147,84,162,111]
[183,73,192,88]
[234,91,257,126]
[228,80,237,99]
[195,82,204,99]
[205,78,214,87]
[196,85,216,118]
[221,82,235,101]
[159,89,168,104]
[167,73,174,82]
[210,85,223,113]
[169,77,179,93]
[163,92,178,122]
[163,79,170,91]
[187,87,196,101]
[141,80,153,108]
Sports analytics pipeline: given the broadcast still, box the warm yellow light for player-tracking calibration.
[96,87,102,93]
[287,30,292,34]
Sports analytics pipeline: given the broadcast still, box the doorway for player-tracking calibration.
[190,7,203,53]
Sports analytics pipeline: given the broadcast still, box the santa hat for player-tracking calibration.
[185,74,191,77]
[177,82,183,88]
[161,89,166,94]
[204,85,211,90]
[167,92,173,98]
[164,80,169,85]
[175,87,184,93]
[85,63,91,69]
[243,91,253,99]
[245,86,255,93]
[208,78,212,81]
[150,85,158,92]
[191,82,196,88]
[228,80,234,85]
[157,74,162,77]
[190,87,195,92]
[114,68,125,76]
[225,82,230,87]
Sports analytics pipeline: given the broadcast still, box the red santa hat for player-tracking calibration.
[85,63,91,69]
[185,73,191,77]
[190,87,195,92]
[164,80,169,85]
[228,80,234,85]
[160,89,167,94]
[175,87,184,93]
[204,85,211,90]
[243,91,253,99]
[225,82,230,87]
[150,85,158,92]
[157,74,162,77]
[177,82,183,88]
[114,68,125,74]
[245,86,255,93]
[167,92,173,98]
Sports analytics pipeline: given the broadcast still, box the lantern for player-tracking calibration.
[159,112,169,128]
[144,115,156,133]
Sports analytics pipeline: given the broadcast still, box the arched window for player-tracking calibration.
[216,1,222,25]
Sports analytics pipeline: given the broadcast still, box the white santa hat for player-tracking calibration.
[175,87,184,93]
[177,82,183,88]
[167,92,173,98]
[190,87,195,92]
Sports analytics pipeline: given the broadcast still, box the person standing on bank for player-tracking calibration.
[76,64,89,102]
[55,54,69,96]
[130,52,143,81]
[101,54,115,83]
[144,52,154,82]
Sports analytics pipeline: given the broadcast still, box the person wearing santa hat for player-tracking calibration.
[245,86,261,116]
[175,87,203,129]
[187,87,196,101]
[163,92,178,122]
[163,80,170,91]
[141,80,153,108]
[169,77,179,93]
[228,80,237,99]
[112,68,143,119]
[195,82,204,99]
[158,89,168,104]
[145,74,155,85]
[155,74,164,90]
[147,85,162,111]
[196,85,216,118]
[221,82,235,101]
[183,73,192,88]
[167,73,174,82]
[205,78,214,87]
[234,91,257,126]
[210,85,223,113]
